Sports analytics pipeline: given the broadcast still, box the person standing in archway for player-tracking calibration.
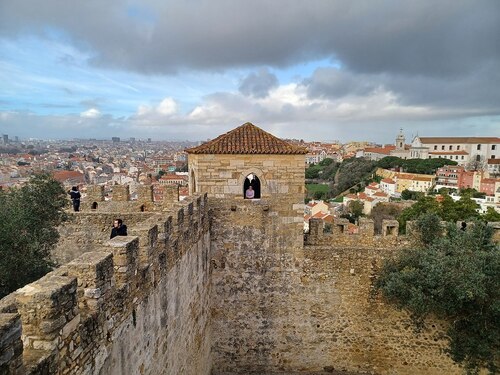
[245,185,255,199]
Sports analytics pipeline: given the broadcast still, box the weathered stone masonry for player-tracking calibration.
[0,194,212,375]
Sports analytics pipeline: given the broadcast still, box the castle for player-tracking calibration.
[1,123,496,375]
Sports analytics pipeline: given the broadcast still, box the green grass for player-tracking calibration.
[306,183,329,195]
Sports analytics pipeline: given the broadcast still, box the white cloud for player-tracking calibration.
[156,97,177,116]
[80,108,101,118]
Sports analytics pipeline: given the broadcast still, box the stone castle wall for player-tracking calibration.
[0,194,212,375]
[210,202,474,375]
[53,212,158,265]
[2,179,499,374]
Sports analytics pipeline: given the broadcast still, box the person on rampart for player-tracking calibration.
[245,185,255,199]
[110,218,128,239]
[68,186,81,212]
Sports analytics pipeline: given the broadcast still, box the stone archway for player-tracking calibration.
[243,173,261,199]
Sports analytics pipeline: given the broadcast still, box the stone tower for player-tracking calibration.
[186,122,307,202]
[186,122,309,372]
[395,128,405,150]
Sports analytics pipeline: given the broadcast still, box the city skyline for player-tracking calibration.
[1,1,499,142]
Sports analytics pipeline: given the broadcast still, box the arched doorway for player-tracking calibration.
[243,173,261,199]
[91,202,98,210]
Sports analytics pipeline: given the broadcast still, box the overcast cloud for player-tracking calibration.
[0,0,499,141]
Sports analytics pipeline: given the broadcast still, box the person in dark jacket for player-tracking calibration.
[110,218,128,239]
[68,186,81,212]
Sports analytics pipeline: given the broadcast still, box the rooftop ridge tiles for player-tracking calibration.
[185,122,308,155]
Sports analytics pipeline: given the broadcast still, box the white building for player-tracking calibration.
[380,178,397,197]
[410,136,500,166]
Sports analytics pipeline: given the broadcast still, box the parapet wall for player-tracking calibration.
[211,202,499,374]
[0,194,212,375]
[81,184,180,212]
[306,217,406,248]
[54,212,158,265]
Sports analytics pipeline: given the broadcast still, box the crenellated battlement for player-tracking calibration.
[81,184,180,212]
[0,193,211,375]
[305,217,406,248]
[305,218,500,248]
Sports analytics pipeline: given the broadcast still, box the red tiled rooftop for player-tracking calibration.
[52,170,85,183]
[364,146,395,155]
[185,122,308,155]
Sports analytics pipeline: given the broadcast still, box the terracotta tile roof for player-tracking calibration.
[488,159,500,165]
[364,146,395,155]
[185,122,308,155]
[412,176,434,182]
[381,178,395,184]
[52,170,85,183]
[419,137,500,144]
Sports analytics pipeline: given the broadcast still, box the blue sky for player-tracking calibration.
[0,1,499,142]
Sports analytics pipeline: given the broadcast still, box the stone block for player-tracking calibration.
[15,274,77,344]
[0,314,22,364]
[106,236,139,286]
[112,185,130,202]
[382,219,399,236]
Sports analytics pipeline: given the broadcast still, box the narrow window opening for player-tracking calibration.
[190,170,196,194]
[386,226,397,236]
[140,204,145,212]
[91,202,98,210]
[243,173,261,199]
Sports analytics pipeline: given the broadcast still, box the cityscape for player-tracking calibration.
[0,1,499,375]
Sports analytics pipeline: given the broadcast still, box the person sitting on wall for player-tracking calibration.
[245,185,255,199]
[68,186,81,212]
[110,218,128,239]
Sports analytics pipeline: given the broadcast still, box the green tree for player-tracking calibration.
[401,189,424,201]
[0,174,68,298]
[377,216,499,374]
[483,207,500,222]
[332,158,377,196]
[349,200,364,219]
[313,190,325,200]
[454,196,480,221]
[377,156,458,174]
[319,158,334,166]
[305,165,322,179]
[440,194,460,222]
[341,200,365,223]
[398,196,441,233]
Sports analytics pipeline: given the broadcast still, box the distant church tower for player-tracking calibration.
[395,128,405,151]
